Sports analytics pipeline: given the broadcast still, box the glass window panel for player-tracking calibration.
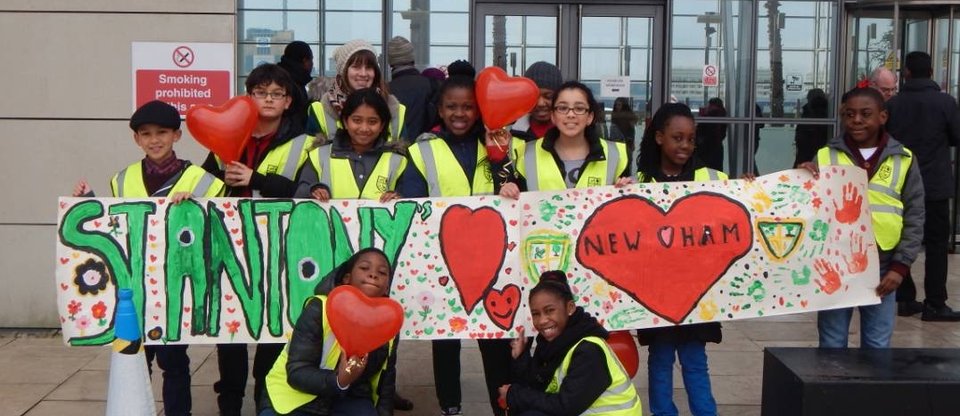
[324,11,382,44]
[628,49,651,80]
[582,17,621,47]
[390,0,470,72]
[755,1,835,119]
[326,0,380,11]
[427,46,469,69]
[756,123,835,174]
[670,1,750,116]
[627,18,652,47]
[240,11,320,43]
[241,0,318,10]
[580,48,620,80]
[484,15,556,70]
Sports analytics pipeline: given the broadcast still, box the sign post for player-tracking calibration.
[132,42,234,116]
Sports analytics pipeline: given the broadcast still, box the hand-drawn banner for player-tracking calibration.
[57,167,879,345]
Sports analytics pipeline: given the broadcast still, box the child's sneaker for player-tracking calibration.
[440,406,463,415]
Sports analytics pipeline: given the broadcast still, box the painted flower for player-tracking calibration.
[226,320,241,334]
[602,301,614,314]
[72,259,111,295]
[75,315,91,332]
[449,316,468,333]
[416,291,435,309]
[91,301,107,319]
[67,300,82,319]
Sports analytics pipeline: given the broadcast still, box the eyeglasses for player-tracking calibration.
[250,91,287,100]
[553,105,590,115]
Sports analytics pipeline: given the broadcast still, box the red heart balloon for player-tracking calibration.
[607,331,640,379]
[576,194,753,324]
[326,285,404,356]
[476,66,539,130]
[186,96,258,164]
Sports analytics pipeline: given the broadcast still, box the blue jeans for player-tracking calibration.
[258,397,377,416]
[818,291,896,348]
[647,341,717,416]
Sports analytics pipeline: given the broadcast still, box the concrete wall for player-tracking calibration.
[0,2,235,326]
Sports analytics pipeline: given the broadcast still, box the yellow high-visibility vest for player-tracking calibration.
[817,147,911,250]
[309,98,407,142]
[111,162,224,198]
[516,138,628,191]
[215,135,314,197]
[636,167,727,183]
[308,144,407,200]
[545,336,643,415]
[265,295,393,414]
[406,134,496,197]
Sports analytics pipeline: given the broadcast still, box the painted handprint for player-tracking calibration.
[813,259,842,294]
[843,234,868,274]
[834,183,863,224]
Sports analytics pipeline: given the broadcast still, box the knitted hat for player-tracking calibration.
[387,36,415,67]
[524,61,563,91]
[333,39,376,76]
[129,100,180,131]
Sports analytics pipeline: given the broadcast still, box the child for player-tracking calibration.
[296,88,406,203]
[799,87,924,348]
[73,99,225,416]
[201,63,313,415]
[635,102,724,416]
[395,73,516,416]
[307,39,407,142]
[499,80,631,199]
[499,270,642,415]
[260,248,398,416]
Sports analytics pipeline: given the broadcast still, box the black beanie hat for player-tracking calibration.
[524,61,563,91]
[129,100,181,131]
[283,40,313,61]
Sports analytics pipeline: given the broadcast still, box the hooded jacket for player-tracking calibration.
[885,78,960,200]
[506,307,613,414]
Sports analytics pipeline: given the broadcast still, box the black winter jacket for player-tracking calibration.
[506,307,613,415]
[389,67,436,140]
[886,78,960,200]
[201,117,306,197]
[260,296,397,415]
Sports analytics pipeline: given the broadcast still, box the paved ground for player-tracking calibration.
[5,253,960,415]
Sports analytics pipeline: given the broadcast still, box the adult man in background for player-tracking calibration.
[886,51,960,321]
[387,36,435,140]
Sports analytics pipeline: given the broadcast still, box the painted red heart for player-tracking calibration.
[439,205,508,314]
[59,283,69,291]
[59,257,69,265]
[576,194,752,324]
[186,95,258,164]
[327,285,404,356]
[438,276,450,287]
[476,66,539,129]
[484,284,521,330]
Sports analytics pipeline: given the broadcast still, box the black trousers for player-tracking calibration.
[432,338,512,416]
[214,343,284,415]
[145,344,191,416]
[897,199,950,306]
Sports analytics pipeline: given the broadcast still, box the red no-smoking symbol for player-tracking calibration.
[172,46,195,68]
[704,65,717,76]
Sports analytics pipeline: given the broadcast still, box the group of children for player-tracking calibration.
[73,34,921,415]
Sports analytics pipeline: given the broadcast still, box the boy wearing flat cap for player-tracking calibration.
[71,99,224,416]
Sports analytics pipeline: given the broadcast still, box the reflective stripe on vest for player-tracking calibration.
[546,336,642,415]
[111,163,224,198]
[519,139,627,191]
[265,295,393,414]
[817,147,910,251]
[251,134,313,197]
[312,145,407,199]
[408,138,493,197]
[636,167,728,183]
[311,100,406,142]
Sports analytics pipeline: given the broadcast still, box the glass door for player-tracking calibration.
[472,3,664,170]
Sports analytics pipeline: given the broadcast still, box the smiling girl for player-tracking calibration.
[499,270,642,415]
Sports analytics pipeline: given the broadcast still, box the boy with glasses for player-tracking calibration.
[200,63,313,415]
